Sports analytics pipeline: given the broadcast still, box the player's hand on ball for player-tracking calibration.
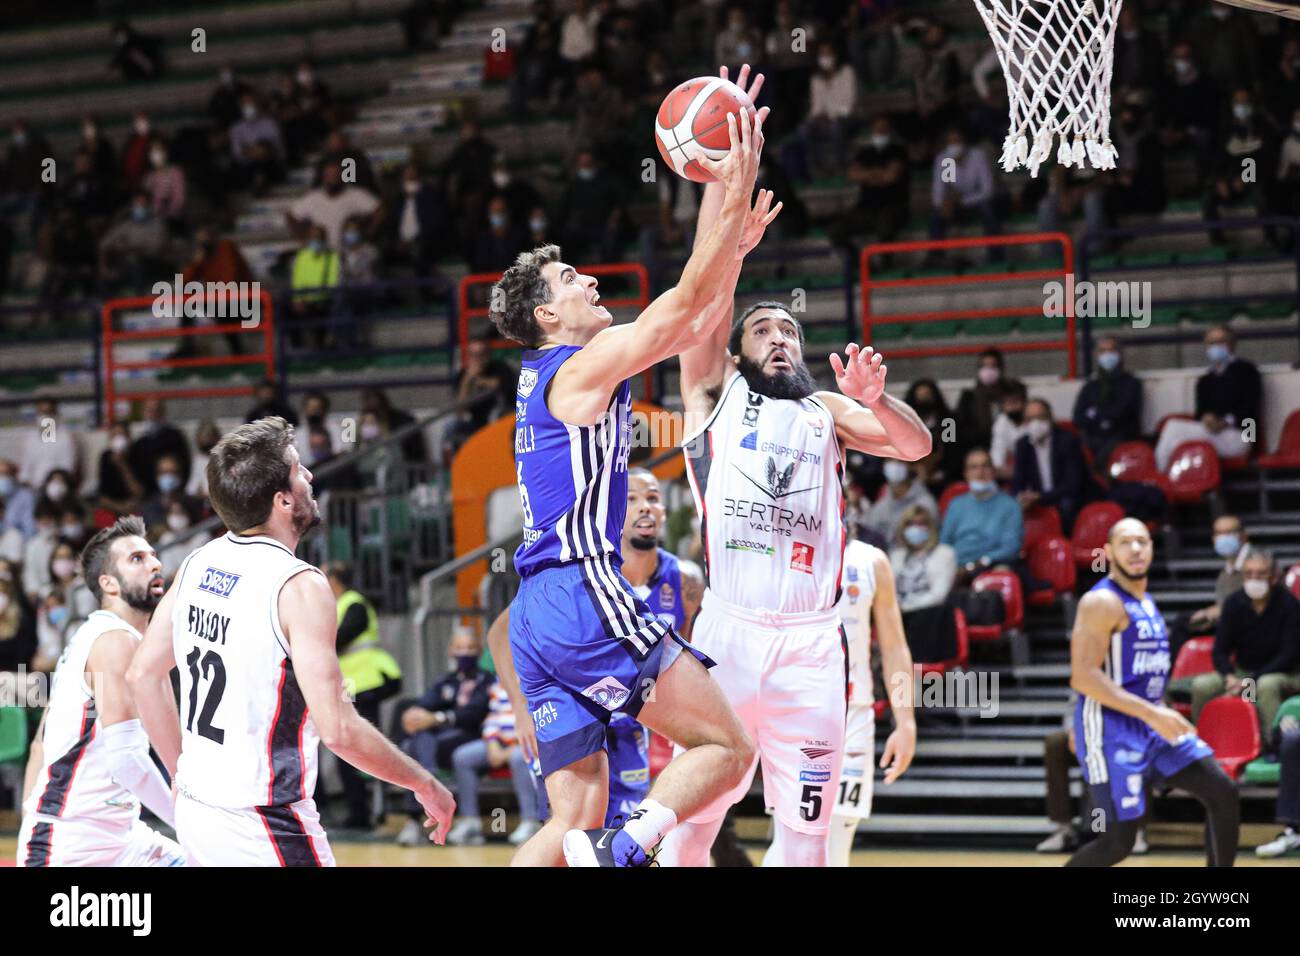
[720,63,765,109]
[880,720,916,785]
[738,188,783,258]
[830,343,888,405]
[1147,705,1194,744]
[417,775,456,845]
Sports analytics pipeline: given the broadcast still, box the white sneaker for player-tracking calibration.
[1256,828,1300,858]
[1132,828,1149,855]
[446,817,486,846]
[1035,825,1073,853]
[509,819,543,845]
[395,818,423,847]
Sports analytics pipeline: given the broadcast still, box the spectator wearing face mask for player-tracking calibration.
[21,504,61,601]
[1159,43,1217,184]
[1111,96,1167,218]
[0,501,22,563]
[287,161,381,251]
[714,7,761,75]
[108,20,164,83]
[0,571,37,674]
[1072,336,1143,465]
[141,454,199,534]
[928,127,1002,261]
[98,191,170,293]
[525,205,550,248]
[1111,7,1163,98]
[904,377,960,491]
[187,419,222,500]
[989,379,1029,481]
[338,214,382,316]
[156,501,198,582]
[956,349,1005,453]
[386,164,444,275]
[75,114,117,182]
[120,112,155,194]
[2,120,54,224]
[229,94,286,194]
[97,422,146,514]
[0,458,38,541]
[57,505,89,552]
[35,587,74,671]
[828,115,910,257]
[890,504,959,663]
[471,196,529,272]
[289,225,340,348]
[288,60,334,153]
[361,387,426,465]
[1187,549,1300,734]
[45,539,96,616]
[208,64,252,128]
[940,448,1023,585]
[127,398,191,495]
[1204,88,1279,245]
[555,150,626,263]
[783,43,858,183]
[863,460,938,545]
[486,158,542,229]
[1166,514,1252,670]
[1011,399,1091,534]
[19,399,80,491]
[1153,324,1259,471]
[36,468,77,517]
[911,20,962,154]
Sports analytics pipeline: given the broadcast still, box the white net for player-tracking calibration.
[973,0,1122,177]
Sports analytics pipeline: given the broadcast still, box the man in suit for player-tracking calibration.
[1072,336,1143,466]
[1012,399,1090,534]
[1154,324,1261,470]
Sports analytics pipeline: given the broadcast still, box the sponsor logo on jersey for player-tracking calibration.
[522,527,543,546]
[619,767,650,785]
[1121,795,1141,809]
[198,567,240,598]
[658,581,675,608]
[531,701,559,729]
[582,675,632,711]
[742,391,763,427]
[732,461,821,501]
[1145,676,1167,701]
[847,584,860,604]
[723,498,823,537]
[790,542,815,574]
[759,440,822,465]
[516,399,526,422]
[517,367,539,397]
[515,424,537,455]
[840,765,863,778]
[725,537,775,556]
[1127,773,1143,796]
[740,430,757,449]
[799,770,831,782]
[801,745,834,760]
[1113,749,1143,765]
[1131,650,1170,676]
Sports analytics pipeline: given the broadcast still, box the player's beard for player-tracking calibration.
[736,353,817,400]
[291,490,323,536]
[626,535,657,552]
[121,575,164,613]
[1111,557,1149,582]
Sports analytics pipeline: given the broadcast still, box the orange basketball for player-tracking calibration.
[654,76,755,183]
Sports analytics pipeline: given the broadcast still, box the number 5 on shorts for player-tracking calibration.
[799,784,823,821]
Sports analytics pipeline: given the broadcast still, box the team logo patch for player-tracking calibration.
[198,567,240,598]
[619,767,649,785]
[790,542,815,574]
[582,676,632,711]
[659,581,674,608]
[517,368,539,397]
[739,430,757,449]
[742,392,763,427]
[800,746,834,760]
[847,584,860,604]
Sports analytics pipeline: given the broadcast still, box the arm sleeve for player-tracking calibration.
[335,602,368,652]
[102,719,174,828]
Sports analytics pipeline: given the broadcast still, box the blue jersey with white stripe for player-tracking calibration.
[629,548,685,629]
[513,345,633,577]
[1089,577,1172,704]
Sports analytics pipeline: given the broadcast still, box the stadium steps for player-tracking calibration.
[858,814,1057,836]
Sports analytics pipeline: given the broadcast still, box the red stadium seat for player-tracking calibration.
[1197,696,1261,780]
[1158,440,1220,503]
[967,569,1023,641]
[1070,501,1124,568]
[1259,410,1300,470]
[920,608,971,676]
[1022,505,1063,554]
[937,481,969,517]
[488,766,512,780]
[1107,441,1160,485]
[1027,535,1076,607]
[1284,563,1300,600]
[648,732,674,778]
[1169,636,1216,719]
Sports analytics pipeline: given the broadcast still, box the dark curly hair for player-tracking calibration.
[490,244,562,348]
[728,300,803,355]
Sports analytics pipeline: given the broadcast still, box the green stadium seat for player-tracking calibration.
[913,320,962,339]
[871,323,909,342]
[0,707,28,765]
[1242,695,1300,784]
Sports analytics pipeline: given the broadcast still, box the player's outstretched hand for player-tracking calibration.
[830,343,888,405]
[416,774,456,845]
[880,721,916,785]
[719,63,764,108]
[696,97,766,196]
[1147,705,1195,744]
[738,188,783,258]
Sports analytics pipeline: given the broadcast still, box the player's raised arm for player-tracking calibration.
[546,107,764,425]
[484,607,536,764]
[816,344,932,461]
[126,576,184,776]
[869,552,916,784]
[1069,589,1193,743]
[277,569,457,843]
[89,630,177,827]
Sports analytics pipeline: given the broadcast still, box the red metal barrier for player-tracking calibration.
[860,233,1077,379]
[102,288,275,422]
[457,262,654,399]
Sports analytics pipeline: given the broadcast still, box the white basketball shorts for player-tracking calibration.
[174,788,334,867]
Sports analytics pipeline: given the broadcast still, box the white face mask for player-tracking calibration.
[1026,419,1052,442]
[404,180,420,195]
[52,558,76,579]
[361,423,381,441]
[818,55,836,71]
[1243,579,1269,600]
[492,170,510,189]
[882,460,910,484]
[110,435,129,454]
[45,481,68,502]
[167,513,190,532]
[977,366,1000,386]
[134,119,149,136]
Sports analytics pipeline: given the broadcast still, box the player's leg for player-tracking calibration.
[763,820,832,867]
[657,816,728,867]
[1162,755,1240,867]
[113,820,187,867]
[1064,808,1141,867]
[828,705,875,867]
[512,749,608,867]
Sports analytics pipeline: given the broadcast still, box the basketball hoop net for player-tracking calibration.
[973,0,1122,177]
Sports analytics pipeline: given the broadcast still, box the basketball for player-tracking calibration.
[654,76,756,183]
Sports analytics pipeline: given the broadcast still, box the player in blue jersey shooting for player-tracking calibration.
[490,67,780,867]
[1066,517,1239,866]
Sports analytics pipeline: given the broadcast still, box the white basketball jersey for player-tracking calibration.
[170,532,323,809]
[24,610,143,829]
[837,540,881,708]
[684,370,846,613]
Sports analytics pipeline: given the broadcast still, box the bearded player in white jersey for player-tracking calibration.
[126,417,454,866]
[829,538,915,866]
[657,183,929,866]
[17,516,183,867]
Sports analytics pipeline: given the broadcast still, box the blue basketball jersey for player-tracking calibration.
[628,548,685,629]
[513,345,633,577]
[1089,577,1172,704]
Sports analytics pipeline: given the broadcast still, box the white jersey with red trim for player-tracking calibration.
[837,540,881,708]
[684,370,846,614]
[170,532,324,809]
[22,610,143,830]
